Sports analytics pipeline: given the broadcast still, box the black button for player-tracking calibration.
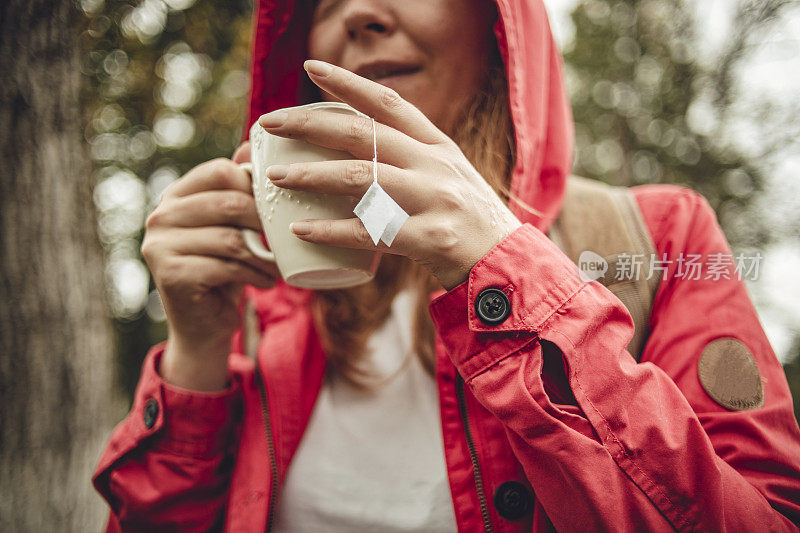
[494,481,533,521]
[475,288,510,325]
[143,398,159,429]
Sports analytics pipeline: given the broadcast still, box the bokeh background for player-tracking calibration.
[83,0,800,405]
[1,0,799,529]
[82,0,800,401]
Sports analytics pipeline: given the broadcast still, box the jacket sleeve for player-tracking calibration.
[93,344,242,532]
[429,187,800,532]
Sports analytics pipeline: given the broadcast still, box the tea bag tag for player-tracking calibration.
[353,118,409,246]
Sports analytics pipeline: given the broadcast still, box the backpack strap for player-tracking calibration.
[547,175,662,361]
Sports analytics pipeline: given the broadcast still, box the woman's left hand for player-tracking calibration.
[258,59,521,290]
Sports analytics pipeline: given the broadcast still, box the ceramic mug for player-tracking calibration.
[240,102,381,289]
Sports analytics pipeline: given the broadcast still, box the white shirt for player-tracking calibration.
[272,289,458,532]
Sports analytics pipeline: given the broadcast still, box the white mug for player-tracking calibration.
[241,102,381,289]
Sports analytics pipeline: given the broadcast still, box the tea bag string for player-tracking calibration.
[352,116,409,246]
[372,117,378,183]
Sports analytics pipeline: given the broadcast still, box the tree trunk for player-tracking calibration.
[0,1,122,530]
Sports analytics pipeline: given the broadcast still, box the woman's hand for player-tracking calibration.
[141,144,278,390]
[258,59,521,290]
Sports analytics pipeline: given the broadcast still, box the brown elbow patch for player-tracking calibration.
[698,337,764,411]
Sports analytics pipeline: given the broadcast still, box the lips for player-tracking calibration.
[355,61,422,82]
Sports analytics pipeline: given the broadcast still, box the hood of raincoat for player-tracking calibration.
[245,0,573,232]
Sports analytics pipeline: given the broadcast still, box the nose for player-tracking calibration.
[342,0,396,40]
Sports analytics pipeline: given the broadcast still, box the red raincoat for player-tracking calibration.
[93,0,800,531]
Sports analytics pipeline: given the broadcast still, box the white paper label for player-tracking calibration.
[353,180,409,246]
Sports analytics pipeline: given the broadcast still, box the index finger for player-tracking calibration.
[164,158,252,198]
[303,59,449,146]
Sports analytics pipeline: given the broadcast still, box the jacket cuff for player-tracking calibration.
[430,223,586,381]
[156,352,242,457]
[94,344,241,483]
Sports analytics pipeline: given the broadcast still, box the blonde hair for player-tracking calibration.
[312,44,516,388]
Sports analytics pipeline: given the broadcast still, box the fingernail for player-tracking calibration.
[259,110,288,128]
[290,221,312,235]
[304,60,333,77]
[267,165,289,181]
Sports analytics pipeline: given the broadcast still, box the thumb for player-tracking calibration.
[232,141,251,164]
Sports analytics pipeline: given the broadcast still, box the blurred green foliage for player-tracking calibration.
[566,0,765,248]
[81,0,253,399]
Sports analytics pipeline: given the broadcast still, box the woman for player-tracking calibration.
[93,0,800,531]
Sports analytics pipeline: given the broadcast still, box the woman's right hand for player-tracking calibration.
[141,143,279,390]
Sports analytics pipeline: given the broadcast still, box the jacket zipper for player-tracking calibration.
[254,369,278,533]
[255,366,492,532]
[456,373,494,533]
